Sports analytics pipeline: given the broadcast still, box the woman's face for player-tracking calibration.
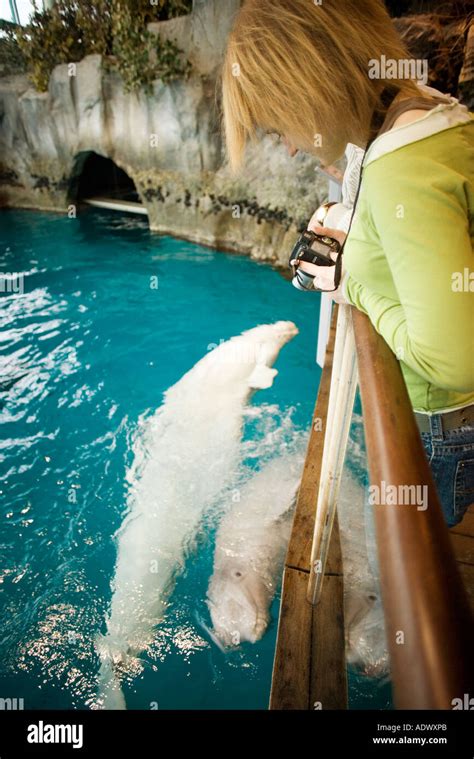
[281,132,348,165]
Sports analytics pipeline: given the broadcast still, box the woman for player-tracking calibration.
[221,0,474,528]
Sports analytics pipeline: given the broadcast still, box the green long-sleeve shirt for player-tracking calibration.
[343,103,474,413]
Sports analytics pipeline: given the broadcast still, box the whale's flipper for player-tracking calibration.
[97,657,127,710]
[194,611,227,653]
[247,365,278,389]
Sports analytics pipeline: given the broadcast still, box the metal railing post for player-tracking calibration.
[307,305,358,605]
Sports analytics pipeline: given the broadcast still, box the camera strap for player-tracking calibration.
[340,86,400,257]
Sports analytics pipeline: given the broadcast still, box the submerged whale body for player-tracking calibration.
[337,468,390,678]
[95,321,298,708]
[207,448,305,646]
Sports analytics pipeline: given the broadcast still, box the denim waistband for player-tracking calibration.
[421,411,474,442]
[415,403,474,441]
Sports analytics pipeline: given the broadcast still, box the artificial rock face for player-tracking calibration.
[0,0,324,265]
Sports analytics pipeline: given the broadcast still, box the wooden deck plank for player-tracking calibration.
[450,504,474,538]
[451,505,474,612]
[310,574,347,710]
[270,307,347,709]
[457,563,474,615]
[286,312,342,576]
[269,568,312,710]
[270,520,347,709]
[450,532,474,566]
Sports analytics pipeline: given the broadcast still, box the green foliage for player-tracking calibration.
[75,1,114,57]
[12,0,192,93]
[111,1,192,93]
[0,20,27,75]
[15,3,84,90]
[130,0,194,24]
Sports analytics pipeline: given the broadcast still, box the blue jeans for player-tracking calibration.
[420,414,474,528]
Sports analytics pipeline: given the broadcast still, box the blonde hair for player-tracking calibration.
[222,0,420,170]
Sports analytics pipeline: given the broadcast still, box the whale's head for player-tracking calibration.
[207,559,271,646]
[238,321,299,381]
[192,321,298,396]
[240,320,299,347]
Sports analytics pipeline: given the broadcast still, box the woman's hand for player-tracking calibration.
[306,217,349,304]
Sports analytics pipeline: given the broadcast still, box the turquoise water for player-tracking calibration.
[0,208,390,710]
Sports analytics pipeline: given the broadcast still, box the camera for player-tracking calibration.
[289,229,342,291]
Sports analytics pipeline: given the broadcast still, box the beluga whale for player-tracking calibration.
[95,321,298,708]
[207,447,305,646]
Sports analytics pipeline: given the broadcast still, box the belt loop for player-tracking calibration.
[429,413,444,441]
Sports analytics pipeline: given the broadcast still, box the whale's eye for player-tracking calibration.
[234,570,243,578]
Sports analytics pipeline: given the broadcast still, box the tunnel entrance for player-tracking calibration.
[70,152,147,216]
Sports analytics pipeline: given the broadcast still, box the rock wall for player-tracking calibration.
[0,0,323,265]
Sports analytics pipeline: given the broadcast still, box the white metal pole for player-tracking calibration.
[307,305,357,605]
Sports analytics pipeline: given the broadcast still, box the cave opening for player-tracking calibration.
[70,152,141,207]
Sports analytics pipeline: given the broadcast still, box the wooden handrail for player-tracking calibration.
[352,308,474,709]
